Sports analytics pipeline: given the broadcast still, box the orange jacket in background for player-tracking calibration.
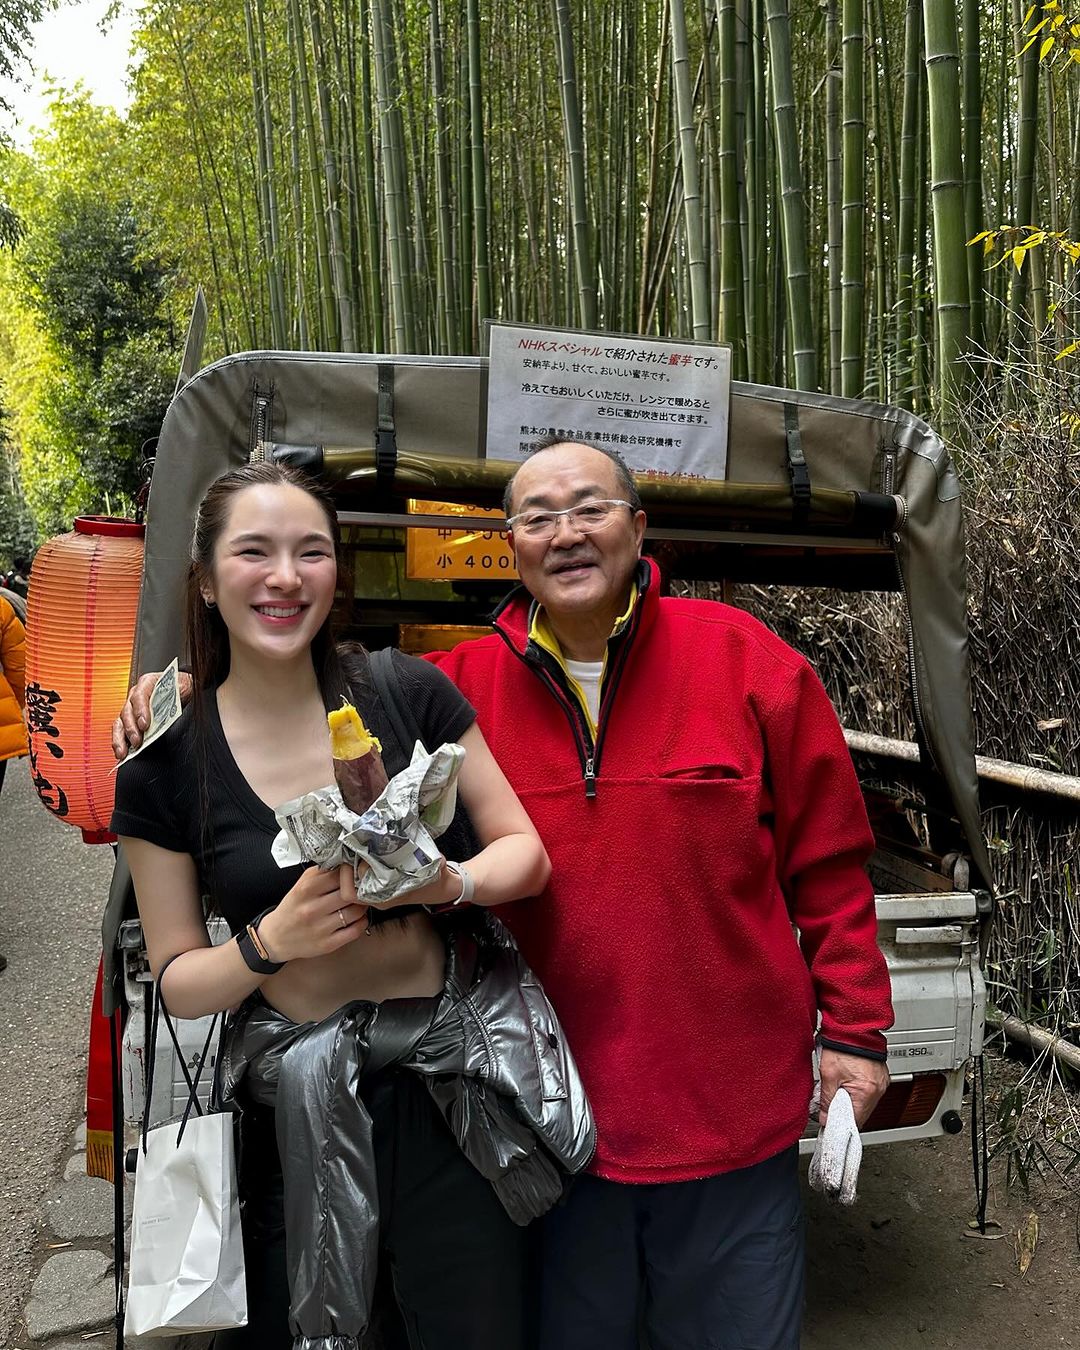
[0,595,28,761]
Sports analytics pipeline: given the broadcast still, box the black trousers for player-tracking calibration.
[213,1069,530,1350]
[538,1146,805,1350]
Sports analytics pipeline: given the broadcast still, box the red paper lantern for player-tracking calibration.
[25,517,145,843]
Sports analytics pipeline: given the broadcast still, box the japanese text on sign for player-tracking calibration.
[406,500,519,582]
[485,323,731,478]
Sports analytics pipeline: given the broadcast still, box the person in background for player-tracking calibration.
[5,556,30,600]
[0,589,28,973]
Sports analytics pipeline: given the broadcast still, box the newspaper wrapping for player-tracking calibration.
[270,741,465,904]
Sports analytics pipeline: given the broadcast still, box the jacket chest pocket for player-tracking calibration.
[658,762,750,781]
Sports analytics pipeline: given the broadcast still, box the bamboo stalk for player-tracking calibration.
[357,0,384,351]
[370,0,413,351]
[638,0,670,334]
[429,0,457,352]
[869,17,887,399]
[466,0,491,335]
[843,729,1080,804]
[244,0,287,348]
[670,0,712,339]
[825,0,842,394]
[987,1011,1080,1076]
[287,0,336,348]
[896,0,920,408]
[748,0,770,382]
[716,0,746,367]
[922,0,970,434]
[305,0,356,350]
[962,0,984,356]
[840,0,865,397]
[286,74,312,350]
[765,0,818,389]
[1010,0,1039,355]
[551,0,598,328]
[334,0,366,340]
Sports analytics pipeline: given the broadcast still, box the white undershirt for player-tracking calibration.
[564,658,604,730]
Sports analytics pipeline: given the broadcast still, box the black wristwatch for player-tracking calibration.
[236,907,285,975]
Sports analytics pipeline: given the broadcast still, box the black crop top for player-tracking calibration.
[111,649,477,934]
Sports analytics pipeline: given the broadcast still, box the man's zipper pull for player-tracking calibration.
[584,758,597,799]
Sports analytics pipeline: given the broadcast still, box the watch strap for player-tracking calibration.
[236,908,285,974]
[444,861,475,906]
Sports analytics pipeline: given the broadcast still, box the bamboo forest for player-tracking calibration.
[1,1,1078,513]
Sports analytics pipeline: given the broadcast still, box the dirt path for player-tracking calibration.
[804,1053,1079,1349]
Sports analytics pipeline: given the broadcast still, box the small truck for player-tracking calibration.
[98,347,990,1156]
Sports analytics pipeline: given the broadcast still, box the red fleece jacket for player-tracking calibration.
[430,559,893,1183]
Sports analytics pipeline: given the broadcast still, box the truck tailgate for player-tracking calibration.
[876,892,985,1073]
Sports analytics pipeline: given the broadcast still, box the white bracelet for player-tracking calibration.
[444,861,475,906]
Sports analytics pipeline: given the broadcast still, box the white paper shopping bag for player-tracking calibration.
[126,1000,247,1337]
[126,1106,248,1336]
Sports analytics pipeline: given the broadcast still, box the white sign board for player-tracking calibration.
[485,322,731,479]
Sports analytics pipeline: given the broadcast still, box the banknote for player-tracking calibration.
[122,657,184,763]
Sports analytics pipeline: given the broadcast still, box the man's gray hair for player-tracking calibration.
[502,436,643,518]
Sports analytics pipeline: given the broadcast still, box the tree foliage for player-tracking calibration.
[0,398,37,567]
[0,0,44,108]
[0,91,179,538]
[19,192,172,370]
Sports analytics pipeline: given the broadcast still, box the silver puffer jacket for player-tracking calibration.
[219,911,595,1350]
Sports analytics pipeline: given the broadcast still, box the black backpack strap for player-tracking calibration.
[368,648,426,756]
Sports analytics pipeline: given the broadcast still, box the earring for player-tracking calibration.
[203,596,217,610]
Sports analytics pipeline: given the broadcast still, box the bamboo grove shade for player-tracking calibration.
[25,517,145,843]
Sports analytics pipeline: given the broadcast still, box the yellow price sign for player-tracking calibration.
[406,500,518,582]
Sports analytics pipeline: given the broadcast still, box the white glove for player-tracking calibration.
[808,1086,862,1206]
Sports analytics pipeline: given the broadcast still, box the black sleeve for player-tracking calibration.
[109,717,194,853]
[389,649,477,749]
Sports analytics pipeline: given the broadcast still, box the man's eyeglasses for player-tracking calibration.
[505,499,634,541]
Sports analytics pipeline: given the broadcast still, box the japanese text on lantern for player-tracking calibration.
[406,500,519,582]
[25,681,69,816]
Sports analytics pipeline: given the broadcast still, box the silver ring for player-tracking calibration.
[337,909,348,929]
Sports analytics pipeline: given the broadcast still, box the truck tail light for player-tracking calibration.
[86,954,122,1180]
[864,1073,947,1131]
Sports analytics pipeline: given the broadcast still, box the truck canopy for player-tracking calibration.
[102,351,991,1012]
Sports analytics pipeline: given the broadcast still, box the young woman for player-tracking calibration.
[112,463,592,1350]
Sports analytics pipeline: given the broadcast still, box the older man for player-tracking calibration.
[431,440,892,1350]
[117,439,892,1349]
